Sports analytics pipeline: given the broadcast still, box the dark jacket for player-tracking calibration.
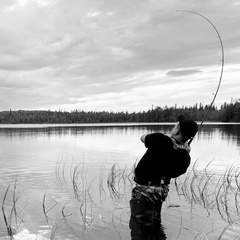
[134,133,191,183]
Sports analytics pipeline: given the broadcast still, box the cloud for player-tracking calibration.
[167,69,202,77]
[0,0,239,111]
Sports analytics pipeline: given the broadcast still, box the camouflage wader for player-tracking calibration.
[130,181,169,225]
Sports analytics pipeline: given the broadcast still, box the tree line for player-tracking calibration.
[0,101,239,124]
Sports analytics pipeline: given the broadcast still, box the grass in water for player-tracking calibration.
[2,160,240,239]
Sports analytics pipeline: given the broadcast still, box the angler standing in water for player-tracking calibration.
[129,115,198,239]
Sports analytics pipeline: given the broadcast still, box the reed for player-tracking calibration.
[2,185,14,239]
[175,161,240,225]
[49,160,240,239]
[42,190,58,226]
[1,177,28,239]
[3,159,240,239]
[1,178,36,239]
[55,157,68,191]
[49,216,64,240]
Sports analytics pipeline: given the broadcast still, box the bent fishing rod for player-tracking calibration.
[176,10,225,146]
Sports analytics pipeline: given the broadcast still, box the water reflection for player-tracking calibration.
[221,124,240,145]
[129,214,166,240]
[0,123,240,239]
[196,124,240,146]
[0,124,174,139]
[2,123,239,141]
[1,124,240,168]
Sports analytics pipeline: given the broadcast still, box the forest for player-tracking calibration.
[0,101,239,124]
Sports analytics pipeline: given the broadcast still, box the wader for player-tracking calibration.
[129,181,169,240]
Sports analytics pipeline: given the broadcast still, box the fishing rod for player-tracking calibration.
[176,10,225,145]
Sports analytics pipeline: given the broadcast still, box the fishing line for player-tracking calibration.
[176,10,225,145]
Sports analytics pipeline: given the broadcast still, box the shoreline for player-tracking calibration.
[0,122,240,129]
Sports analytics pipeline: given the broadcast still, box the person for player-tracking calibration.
[129,115,198,239]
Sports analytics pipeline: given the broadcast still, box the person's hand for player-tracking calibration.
[140,134,148,143]
[185,144,191,153]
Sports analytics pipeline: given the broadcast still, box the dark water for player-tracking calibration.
[0,123,240,239]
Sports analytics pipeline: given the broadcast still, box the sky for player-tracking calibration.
[0,0,239,112]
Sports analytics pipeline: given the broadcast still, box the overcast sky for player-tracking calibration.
[0,0,239,112]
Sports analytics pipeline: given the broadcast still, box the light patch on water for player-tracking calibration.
[0,228,51,240]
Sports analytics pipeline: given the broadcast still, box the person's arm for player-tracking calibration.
[141,132,168,148]
[140,133,148,143]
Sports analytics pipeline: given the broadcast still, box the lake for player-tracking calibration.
[0,123,240,240]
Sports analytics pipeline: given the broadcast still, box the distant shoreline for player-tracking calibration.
[1,101,240,123]
[0,122,239,129]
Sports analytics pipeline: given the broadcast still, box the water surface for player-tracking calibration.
[0,123,240,239]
